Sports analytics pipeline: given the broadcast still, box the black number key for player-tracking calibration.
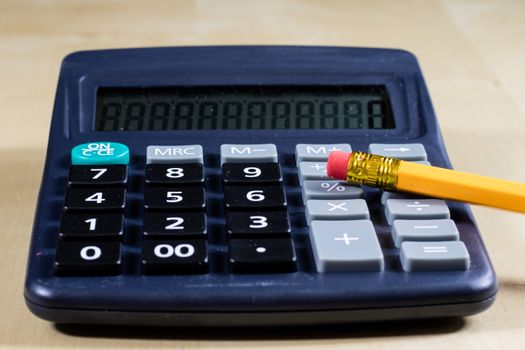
[142,239,208,274]
[222,163,282,184]
[143,212,207,238]
[146,163,204,184]
[64,188,126,211]
[54,241,122,275]
[224,185,286,209]
[144,186,205,210]
[226,211,290,237]
[228,238,297,273]
[60,213,123,240]
[68,165,127,186]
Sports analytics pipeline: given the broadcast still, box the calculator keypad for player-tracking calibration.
[56,149,128,275]
[54,142,470,276]
[142,145,209,274]
[221,144,295,273]
[296,143,470,273]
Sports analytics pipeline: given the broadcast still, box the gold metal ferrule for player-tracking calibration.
[346,151,401,190]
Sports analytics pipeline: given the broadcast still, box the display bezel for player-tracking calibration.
[71,75,419,140]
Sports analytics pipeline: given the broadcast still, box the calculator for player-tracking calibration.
[24,46,498,326]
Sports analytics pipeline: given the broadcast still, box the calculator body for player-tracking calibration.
[24,46,497,325]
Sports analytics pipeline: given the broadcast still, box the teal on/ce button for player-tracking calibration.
[71,142,130,165]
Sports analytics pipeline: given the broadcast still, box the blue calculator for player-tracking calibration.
[24,46,498,326]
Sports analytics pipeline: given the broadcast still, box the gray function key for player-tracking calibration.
[298,162,329,184]
[302,180,363,200]
[385,199,450,225]
[221,144,277,165]
[147,145,203,164]
[391,219,459,248]
[400,241,470,271]
[368,143,427,161]
[310,220,384,272]
[295,144,351,163]
[306,199,369,224]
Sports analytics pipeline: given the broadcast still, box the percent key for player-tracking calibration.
[302,180,363,200]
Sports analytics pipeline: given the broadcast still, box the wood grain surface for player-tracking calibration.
[1,0,524,349]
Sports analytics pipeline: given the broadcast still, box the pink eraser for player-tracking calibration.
[327,151,351,180]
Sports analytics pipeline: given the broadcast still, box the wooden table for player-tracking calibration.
[1,0,524,348]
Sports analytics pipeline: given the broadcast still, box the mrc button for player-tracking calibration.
[147,145,203,164]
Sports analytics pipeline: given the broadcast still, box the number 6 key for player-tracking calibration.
[224,185,287,209]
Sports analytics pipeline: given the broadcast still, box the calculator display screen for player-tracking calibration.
[95,86,394,131]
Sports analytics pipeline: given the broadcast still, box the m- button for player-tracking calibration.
[147,145,203,164]
[220,144,278,165]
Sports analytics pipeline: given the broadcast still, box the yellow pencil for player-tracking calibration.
[327,151,525,214]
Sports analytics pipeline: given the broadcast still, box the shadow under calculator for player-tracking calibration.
[55,317,466,340]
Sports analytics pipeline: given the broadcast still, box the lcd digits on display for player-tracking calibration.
[95,86,395,131]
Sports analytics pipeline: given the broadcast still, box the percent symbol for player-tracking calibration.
[321,182,346,192]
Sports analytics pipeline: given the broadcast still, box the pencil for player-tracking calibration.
[326,151,525,214]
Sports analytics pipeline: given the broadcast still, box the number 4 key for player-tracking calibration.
[64,188,126,211]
